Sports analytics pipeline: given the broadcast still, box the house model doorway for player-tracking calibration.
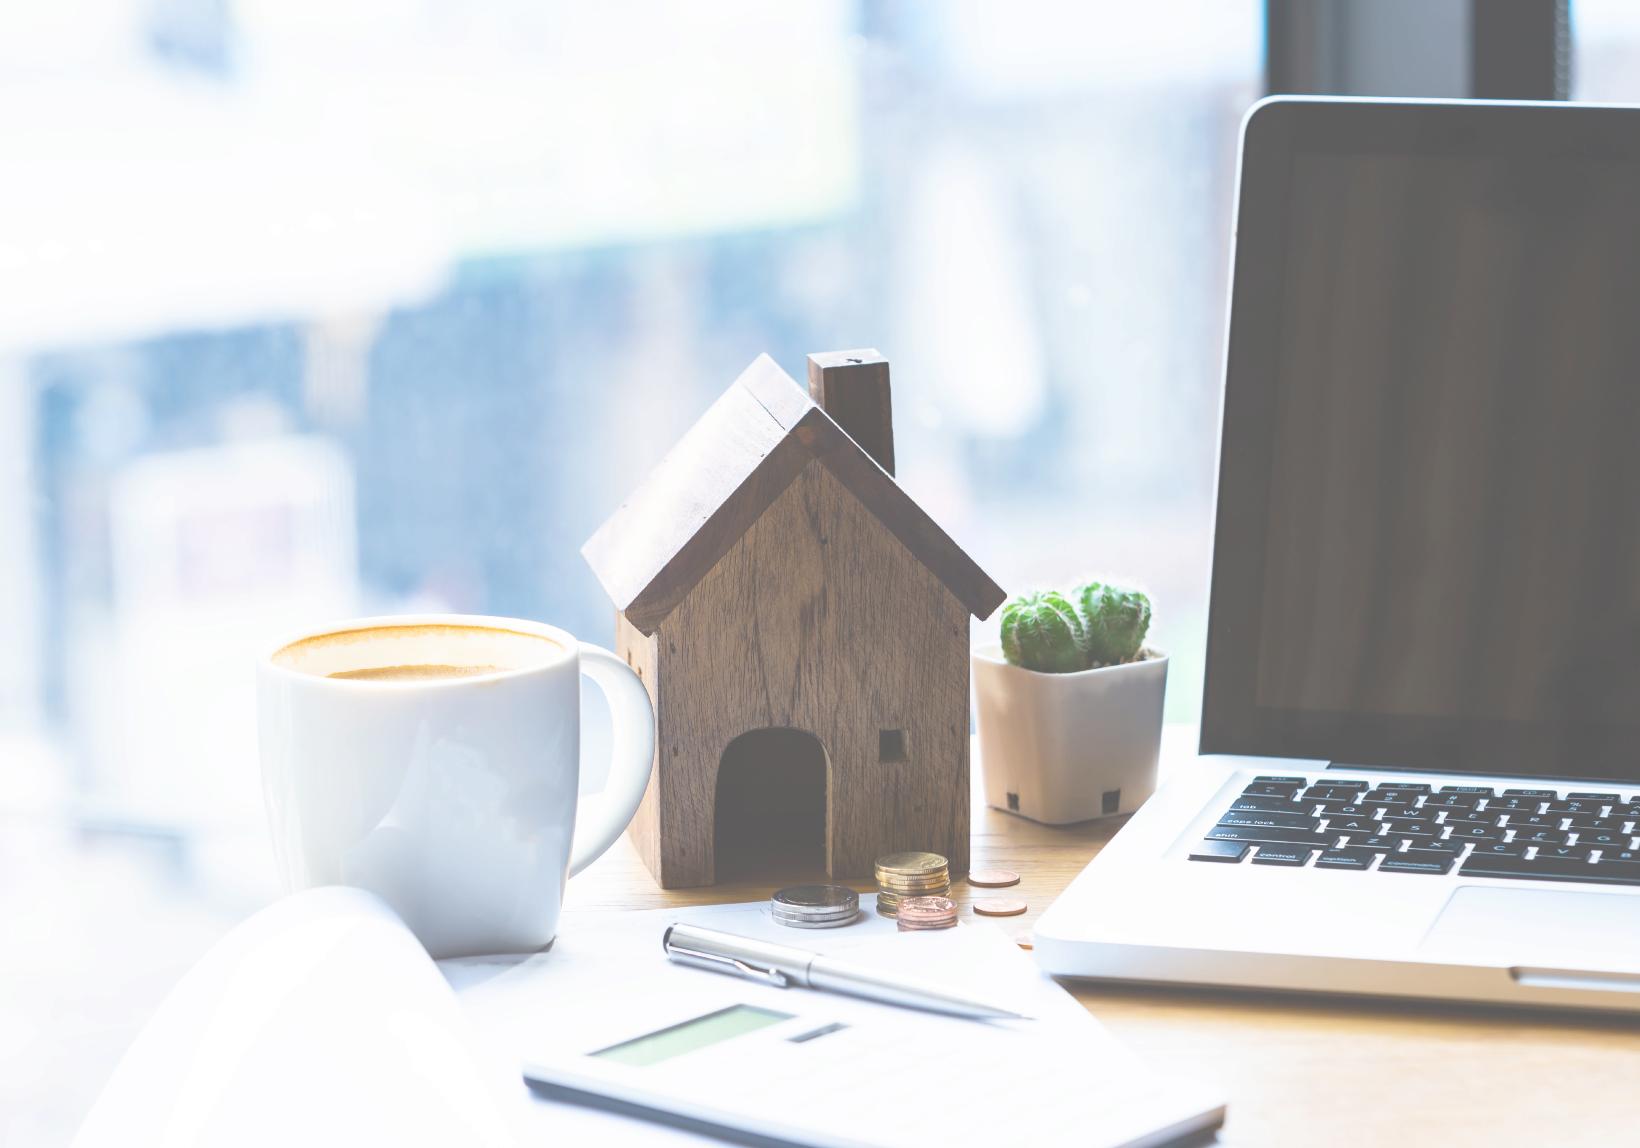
[713,728,828,881]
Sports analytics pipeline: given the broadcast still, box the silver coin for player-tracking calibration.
[772,909,860,929]
[773,901,859,915]
[771,906,858,924]
[773,885,859,911]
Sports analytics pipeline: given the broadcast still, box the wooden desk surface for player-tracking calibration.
[563,744,1640,1148]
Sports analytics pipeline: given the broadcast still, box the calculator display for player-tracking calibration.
[590,1005,792,1067]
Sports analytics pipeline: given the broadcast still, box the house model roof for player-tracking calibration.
[582,354,1006,635]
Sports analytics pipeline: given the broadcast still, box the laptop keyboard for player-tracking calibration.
[1189,776,1640,883]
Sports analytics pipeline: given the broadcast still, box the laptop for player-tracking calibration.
[1035,96,1640,1012]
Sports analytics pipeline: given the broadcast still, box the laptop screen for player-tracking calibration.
[1204,100,1640,778]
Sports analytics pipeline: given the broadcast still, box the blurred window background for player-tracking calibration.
[1,2,1626,1143]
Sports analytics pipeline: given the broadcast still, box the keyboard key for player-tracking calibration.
[1503,788,1557,796]
[1491,800,1546,816]
[1505,813,1564,831]
[1308,778,1369,788]
[1250,843,1313,866]
[1313,848,1376,870]
[1188,840,1250,863]
[1388,809,1438,824]
[1424,793,1484,810]
[1364,789,1429,804]
[1206,825,1328,845]
[1571,831,1631,848]
[1384,810,1436,829]
[1565,815,1628,831]
[1469,852,1580,879]
[1469,842,1525,859]
[1387,823,1441,839]
[1252,775,1309,785]
[1597,848,1640,864]
[1230,795,1315,814]
[1440,785,1494,795]
[1242,782,1303,798]
[1218,811,1320,831]
[1566,792,1620,801]
[1579,860,1640,885]
[1303,785,1372,802]
[1459,852,1597,881]
[1316,801,1376,817]
[1512,829,1572,846]
[1534,845,1595,862]
[1326,817,1380,835]
[1444,810,1508,827]
[1380,850,1456,874]
[1611,803,1640,820]
[1446,824,1506,842]
[1367,835,1457,854]
[1546,799,1610,815]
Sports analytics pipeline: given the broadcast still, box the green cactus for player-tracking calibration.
[1075,580,1151,666]
[1000,590,1086,674]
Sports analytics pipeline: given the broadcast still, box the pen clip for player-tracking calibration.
[665,943,790,988]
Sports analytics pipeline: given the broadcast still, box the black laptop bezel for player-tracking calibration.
[1200,96,1640,782]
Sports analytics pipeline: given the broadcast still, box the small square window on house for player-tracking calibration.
[878,729,908,763]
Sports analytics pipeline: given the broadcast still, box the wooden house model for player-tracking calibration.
[582,350,1005,888]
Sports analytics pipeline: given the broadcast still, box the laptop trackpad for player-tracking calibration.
[1421,886,1640,969]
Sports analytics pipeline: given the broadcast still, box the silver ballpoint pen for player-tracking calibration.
[662,922,1031,1020]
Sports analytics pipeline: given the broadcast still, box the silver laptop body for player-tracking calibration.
[1036,97,1640,1012]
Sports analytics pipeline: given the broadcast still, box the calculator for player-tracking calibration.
[521,983,1223,1148]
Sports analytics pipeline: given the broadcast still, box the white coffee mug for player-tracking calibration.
[256,614,654,959]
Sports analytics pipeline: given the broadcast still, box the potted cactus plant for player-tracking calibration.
[971,580,1167,825]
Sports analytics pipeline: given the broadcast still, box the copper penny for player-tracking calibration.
[896,894,958,931]
[1014,931,1034,949]
[897,895,957,917]
[967,869,1020,888]
[972,898,1027,917]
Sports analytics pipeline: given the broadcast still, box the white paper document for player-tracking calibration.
[444,901,1225,1148]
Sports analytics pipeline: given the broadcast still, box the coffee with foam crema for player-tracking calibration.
[272,622,564,682]
[328,664,504,682]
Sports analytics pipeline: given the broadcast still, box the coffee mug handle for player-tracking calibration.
[568,644,656,878]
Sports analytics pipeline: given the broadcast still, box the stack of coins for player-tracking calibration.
[770,885,859,929]
[874,852,950,917]
[896,895,958,931]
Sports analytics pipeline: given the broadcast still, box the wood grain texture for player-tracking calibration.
[566,736,1640,1148]
[582,361,800,629]
[807,349,895,476]
[736,352,814,430]
[619,457,972,888]
[796,409,1006,621]
[757,357,1001,620]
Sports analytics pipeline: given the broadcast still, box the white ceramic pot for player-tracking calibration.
[971,644,1168,826]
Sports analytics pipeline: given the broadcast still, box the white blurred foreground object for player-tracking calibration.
[71,886,528,1148]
